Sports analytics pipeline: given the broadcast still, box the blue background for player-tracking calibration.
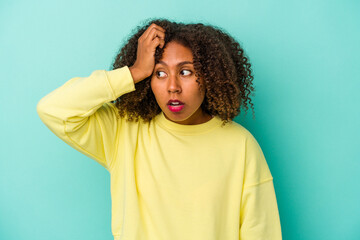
[1,0,359,239]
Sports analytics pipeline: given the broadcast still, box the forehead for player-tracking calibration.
[157,42,193,66]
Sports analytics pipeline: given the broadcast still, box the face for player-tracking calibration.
[151,41,212,125]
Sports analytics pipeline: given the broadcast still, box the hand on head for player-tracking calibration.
[129,23,166,84]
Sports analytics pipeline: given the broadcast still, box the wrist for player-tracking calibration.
[129,66,148,84]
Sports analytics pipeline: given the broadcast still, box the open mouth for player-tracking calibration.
[167,99,184,112]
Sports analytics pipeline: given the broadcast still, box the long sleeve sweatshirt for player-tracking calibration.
[36,65,282,240]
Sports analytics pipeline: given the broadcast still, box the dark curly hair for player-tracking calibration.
[111,17,255,124]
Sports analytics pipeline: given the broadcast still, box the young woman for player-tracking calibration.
[37,18,282,240]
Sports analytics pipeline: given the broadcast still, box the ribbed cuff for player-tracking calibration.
[105,65,136,100]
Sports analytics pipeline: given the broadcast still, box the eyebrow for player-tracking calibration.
[157,61,193,67]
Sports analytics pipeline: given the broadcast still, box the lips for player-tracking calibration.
[167,99,184,112]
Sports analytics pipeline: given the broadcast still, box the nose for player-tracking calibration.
[167,74,182,93]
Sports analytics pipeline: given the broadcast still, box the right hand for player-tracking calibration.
[129,23,166,84]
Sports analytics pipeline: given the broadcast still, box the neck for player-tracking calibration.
[164,110,213,125]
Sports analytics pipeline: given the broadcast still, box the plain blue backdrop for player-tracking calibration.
[1,0,359,239]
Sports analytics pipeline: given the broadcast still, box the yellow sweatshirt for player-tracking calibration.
[36,66,282,240]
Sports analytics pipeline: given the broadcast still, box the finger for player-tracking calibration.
[150,37,162,49]
[157,37,166,48]
[159,39,165,48]
[143,24,165,39]
[147,27,166,41]
[144,28,165,46]
[139,24,155,41]
[150,23,166,33]
[155,26,166,33]
[153,32,165,48]
[151,29,165,41]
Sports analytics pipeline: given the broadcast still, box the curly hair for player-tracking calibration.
[111,17,255,124]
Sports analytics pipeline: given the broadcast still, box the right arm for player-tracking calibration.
[37,23,166,171]
[36,66,135,171]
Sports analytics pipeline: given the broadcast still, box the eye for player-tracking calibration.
[181,69,192,76]
[156,71,166,78]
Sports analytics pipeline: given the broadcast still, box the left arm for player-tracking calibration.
[240,179,282,239]
[239,133,282,239]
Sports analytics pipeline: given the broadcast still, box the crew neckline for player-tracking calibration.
[154,111,223,135]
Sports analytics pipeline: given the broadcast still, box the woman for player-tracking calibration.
[37,18,282,240]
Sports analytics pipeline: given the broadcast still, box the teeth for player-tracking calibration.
[170,102,180,105]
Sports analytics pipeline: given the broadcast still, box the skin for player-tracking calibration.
[150,41,213,125]
[128,23,212,125]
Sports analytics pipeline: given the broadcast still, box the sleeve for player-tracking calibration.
[36,66,136,171]
[239,134,282,240]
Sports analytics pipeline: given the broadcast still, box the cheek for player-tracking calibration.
[191,87,205,105]
[150,78,157,93]
[150,79,162,99]
[150,79,154,92]
[199,91,206,103]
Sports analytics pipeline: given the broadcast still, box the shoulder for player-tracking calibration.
[226,121,263,155]
[224,122,273,186]
[216,119,265,161]
[218,119,257,143]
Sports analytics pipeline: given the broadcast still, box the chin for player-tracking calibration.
[164,110,190,120]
